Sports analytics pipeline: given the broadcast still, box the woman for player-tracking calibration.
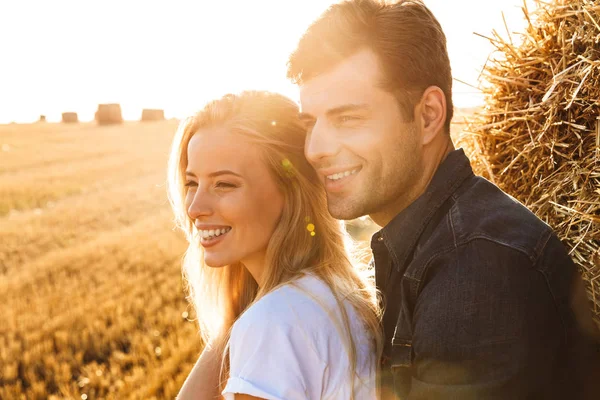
[167,91,382,399]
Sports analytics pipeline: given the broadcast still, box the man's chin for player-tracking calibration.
[326,196,365,221]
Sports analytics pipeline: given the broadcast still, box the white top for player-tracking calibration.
[222,274,376,400]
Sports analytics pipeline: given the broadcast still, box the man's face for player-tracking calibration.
[299,48,424,222]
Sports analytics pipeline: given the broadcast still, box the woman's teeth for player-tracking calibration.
[327,169,359,181]
[200,227,231,240]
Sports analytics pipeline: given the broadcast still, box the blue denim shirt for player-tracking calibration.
[373,149,600,399]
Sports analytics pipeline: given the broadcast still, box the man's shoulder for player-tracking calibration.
[444,174,554,263]
[411,174,579,317]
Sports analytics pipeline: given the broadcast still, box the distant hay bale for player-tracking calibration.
[61,112,78,123]
[457,0,600,324]
[140,109,165,121]
[95,103,123,125]
[38,115,46,123]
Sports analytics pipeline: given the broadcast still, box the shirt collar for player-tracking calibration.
[373,148,474,269]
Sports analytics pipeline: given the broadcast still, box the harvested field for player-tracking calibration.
[0,121,202,400]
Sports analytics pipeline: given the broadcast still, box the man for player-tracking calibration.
[288,0,600,398]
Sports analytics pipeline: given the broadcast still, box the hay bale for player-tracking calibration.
[457,0,600,324]
[95,103,123,125]
[38,115,46,123]
[140,109,165,121]
[61,112,78,123]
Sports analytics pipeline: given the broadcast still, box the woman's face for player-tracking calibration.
[184,127,284,277]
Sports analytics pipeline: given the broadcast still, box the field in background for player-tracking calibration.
[0,113,473,399]
[0,121,201,400]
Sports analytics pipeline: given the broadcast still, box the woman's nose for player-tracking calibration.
[187,190,213,220]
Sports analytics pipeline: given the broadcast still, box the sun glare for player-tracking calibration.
[0,0,534,123]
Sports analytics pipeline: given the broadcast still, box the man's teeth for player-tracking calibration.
[327,169,359,181]
[200,227,231,239]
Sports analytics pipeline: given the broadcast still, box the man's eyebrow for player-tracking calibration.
[298,112,315,121]
[298,104,370,121]
[185,170,243,178]
[326,104,370,117]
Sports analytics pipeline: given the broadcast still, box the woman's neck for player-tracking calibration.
[240,252,266,287]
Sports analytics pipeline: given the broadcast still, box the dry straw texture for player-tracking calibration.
[456,0,600,324]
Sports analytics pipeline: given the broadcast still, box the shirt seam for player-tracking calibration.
[408,234,546,296]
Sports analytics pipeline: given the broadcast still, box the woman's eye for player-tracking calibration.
[337,115,361,125]
[184,181,198,188]
[215,181,236,189]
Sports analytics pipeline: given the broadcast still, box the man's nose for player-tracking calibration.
[305,120,340,164]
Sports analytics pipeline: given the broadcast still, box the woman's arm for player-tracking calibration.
[177,343,223,400]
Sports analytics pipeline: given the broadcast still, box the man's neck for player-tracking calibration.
[370,139,455,227]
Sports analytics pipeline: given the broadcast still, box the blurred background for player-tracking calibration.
[0,0,537,123]
[0,1,539,399]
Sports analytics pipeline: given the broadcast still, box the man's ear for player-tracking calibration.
[418,86,447,146]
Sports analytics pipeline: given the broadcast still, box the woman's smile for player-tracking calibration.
[197,227,232,247]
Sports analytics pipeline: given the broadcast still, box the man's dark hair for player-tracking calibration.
[287,0,454,133]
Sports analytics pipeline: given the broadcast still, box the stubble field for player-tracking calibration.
[0,120,201,400]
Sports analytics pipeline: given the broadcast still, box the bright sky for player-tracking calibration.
[0,0,535,123]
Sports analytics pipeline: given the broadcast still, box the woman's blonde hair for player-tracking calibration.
[167,91,382,394]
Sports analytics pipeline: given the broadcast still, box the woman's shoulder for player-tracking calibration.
[231,273,373,354]
[234,274,335,331]
[227,274,376,399]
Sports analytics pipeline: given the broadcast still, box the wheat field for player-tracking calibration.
[0,121,202,400]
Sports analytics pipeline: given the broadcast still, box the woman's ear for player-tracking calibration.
[418,86,447,146]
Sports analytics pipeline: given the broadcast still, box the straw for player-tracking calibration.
[456,0,600,325]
